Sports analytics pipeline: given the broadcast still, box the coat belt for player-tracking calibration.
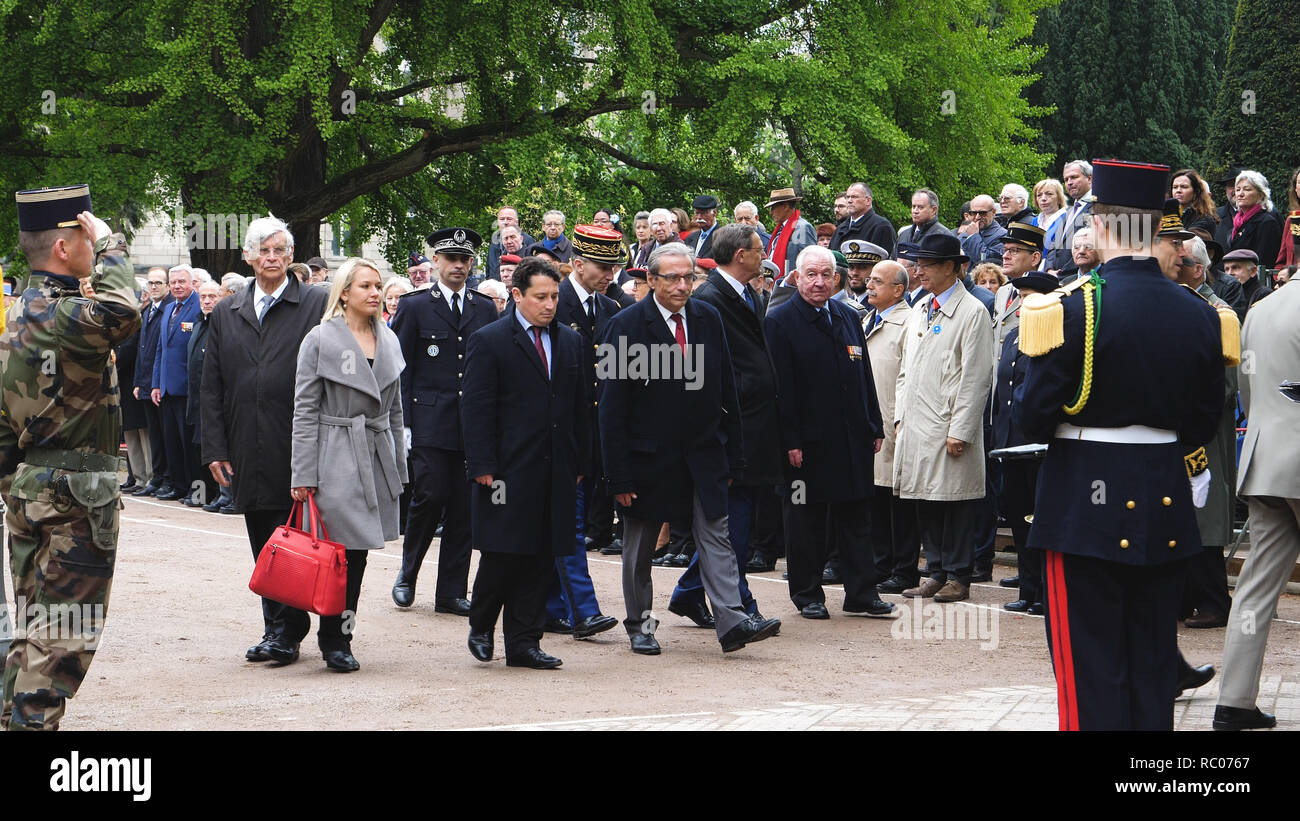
[319,413,401,509]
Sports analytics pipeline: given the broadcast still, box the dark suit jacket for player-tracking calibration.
[116,327,146,431]
[556,277,621,475]
[1043,199,1093,272]
[185,312,211,427]
[898,219,951,248]
[201,276,330,511]
[461,316,588,555]
[152,289,202,396]
[764,294,883,502]
[685,225,719,259]
[830,210,896,258]
[135,295,172,394]
[692,270,782,486]
[391,284,498,450]
[597,295,744,522]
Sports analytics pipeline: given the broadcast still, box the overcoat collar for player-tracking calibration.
[314,315,404,402]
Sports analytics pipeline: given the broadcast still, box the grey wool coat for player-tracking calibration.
[291,316,408,550]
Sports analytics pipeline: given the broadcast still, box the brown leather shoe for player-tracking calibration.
[933,580,970,603]
[1185,611,1227,628]
[903,578,944,598]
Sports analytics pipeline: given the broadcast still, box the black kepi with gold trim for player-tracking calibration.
[1158,198,1195,240]
[571,224,624,263]
[1003,221,1046,252]
[16,184,92,231]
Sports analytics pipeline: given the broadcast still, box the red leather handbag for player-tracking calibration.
[249,494,347,616]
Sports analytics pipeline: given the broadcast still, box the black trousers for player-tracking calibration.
[869,485,921,585]
[245,508,311,644]
[783,497,878,610]
[583,475,618,546]
[469,551,552,658]
[1181,544,1231,618]
[1000,460,1043,603]
[916,498,980,584]
[399,446,472,599]
[750,485,786,560]
[159,395,194,495]
[141,398,169,488]
[319,551,368,651]
[1043,551,1185,730]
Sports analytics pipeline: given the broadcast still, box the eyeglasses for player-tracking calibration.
[257,246,291,258]
[651,273,692,285]
[147,280,167,287]
[997,196,1018,203]
[969,209,991,216]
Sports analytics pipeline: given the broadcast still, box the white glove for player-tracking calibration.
[1190,469,1211,509]
[404,427,413,451]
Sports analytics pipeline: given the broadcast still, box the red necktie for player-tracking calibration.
[532,326,548,377]
[671,313,686,356]
[931,296,941,313]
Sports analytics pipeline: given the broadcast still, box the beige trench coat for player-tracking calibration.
[864,302,910,487]
[892,285,994,501]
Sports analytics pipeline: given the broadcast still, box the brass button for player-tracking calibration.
[1120,539,1129,549]
[1162,497,1172,506]
[1126,500,1135,509]
[1168,540,1176,548]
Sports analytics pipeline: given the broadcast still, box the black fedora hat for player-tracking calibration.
[898,231,969,264]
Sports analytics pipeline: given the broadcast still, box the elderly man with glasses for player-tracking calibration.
[957,194,1008,267]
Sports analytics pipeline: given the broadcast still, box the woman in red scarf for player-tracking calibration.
[1228,170,1283,267]
[1276,167,1300,267]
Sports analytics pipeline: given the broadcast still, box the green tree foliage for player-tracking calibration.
[1205,0,1300,198]
[0,0,1053,270]
[1030,0,1235,176]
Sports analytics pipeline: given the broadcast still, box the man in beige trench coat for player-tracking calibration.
[893,233,994,603]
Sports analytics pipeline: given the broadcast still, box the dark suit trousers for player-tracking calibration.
[750,485,785,560]
[1043,551,1184,730]
[916,498,979,584]
[318,551,368,650]
[244,508,311,643]
[583,475,618,545]
[784,498,878,610]
[159,395,194,495]
[1000,460,1043,603]
[672,485,757,615]
[870,485,921,585]
[1181,545,1231,619]
[470,551,552,658]
[142,398,169,487]
[546,477,600,621]
[400,446,472,599]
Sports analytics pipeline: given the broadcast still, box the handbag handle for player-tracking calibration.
[284,494,328,541]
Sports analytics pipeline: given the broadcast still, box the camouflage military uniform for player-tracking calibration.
[0,233,140,730]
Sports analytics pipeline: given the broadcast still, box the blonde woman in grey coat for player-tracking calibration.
[291,258,408,672]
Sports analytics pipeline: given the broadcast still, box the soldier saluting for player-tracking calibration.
[0,185,141,730]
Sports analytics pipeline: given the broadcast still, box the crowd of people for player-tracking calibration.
[7,156,1300,730]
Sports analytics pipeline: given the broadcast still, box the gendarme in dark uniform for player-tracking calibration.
[391,227,498,613]
[1016,159,1227,730]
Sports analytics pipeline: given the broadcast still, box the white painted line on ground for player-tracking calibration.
[454,709,716,731]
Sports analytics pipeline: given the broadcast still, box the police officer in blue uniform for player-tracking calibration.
[391,228,498,613]
[1016,159,1228,730]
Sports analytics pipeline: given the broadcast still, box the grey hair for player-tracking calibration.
[1001,183,1029,204]
[1072,227,1094,248]
[795,244,836,274]
[848,181,873,199]
[647,242,695,276]
[1235,170,1274,212]
[383,276,413,298]
[648,208,673,224]
[191,267,211,284]
[733,200,759,218]
[476,279,510,300]
[1063,160,1093,178]
[1186,236,1211,269]
[221,272,247,294]
[634,210,651,223]
[543,209,565,224]
[243,216,294,255]
[914,188,939,209]
[167,264,193,280]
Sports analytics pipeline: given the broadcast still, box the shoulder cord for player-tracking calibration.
[1063,271,1105,415]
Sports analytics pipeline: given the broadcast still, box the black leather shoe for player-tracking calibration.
[155,488,183,501]
[468,631,494,662]
[666,552,690,567]
[245,634,275,662]
[970,569,994,583]
[668,598,715,628]
[877,576,909,594]
[720,616,782,653]
[573,614,618,639]
[219,504,238,514]
[183,494,206,507]
[1185,611,1228,628]
[323,649,360,672]
[844,598,897,618]
[800,602,830,620]
[434,597,472,616]
[120,481,139,493]
[1212,705,1276,731]
[1004,599,1033,612]
[584,536,603,552]
[392,576,416,608]
[133,483,161,497]
[999,575,1021,588]
[746,554,776,573]
[629,633,661,655]
[202,499,223,512]
[1027,602,1045,615]
[265,639,299,664]
[781,570,789,580]
[506,647,563,669]
[600,539,624,556]
[822,566,843,584]
[544,618,574,634]
[1176,663,1215,697]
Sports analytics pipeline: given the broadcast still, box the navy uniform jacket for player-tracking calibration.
[555,276,621,476]
[764,294,884,502]
[597,295,744,522]
[392,283,498,450]
[152,289,202,396]
[991,326,1030,450]
[692,270,783,486]
[1017,257,1224,565]
[185,312,211,427]
[461,316,588,556]
[829,210,896,258]
[134,295,172,395]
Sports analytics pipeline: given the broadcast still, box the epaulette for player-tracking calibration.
[1018,275,1090,356]
[1179,284,1240,366]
